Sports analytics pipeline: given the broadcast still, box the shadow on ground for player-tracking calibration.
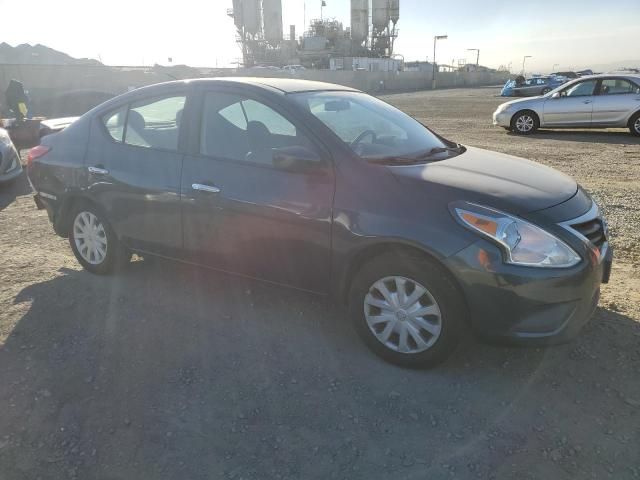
[0,171,30,212]
[1,261,639,479]
[514,129,640,145]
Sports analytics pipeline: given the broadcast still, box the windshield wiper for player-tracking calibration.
[365,144,464,165]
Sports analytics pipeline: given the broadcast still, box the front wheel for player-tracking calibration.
[68,203,129,274]
[511,110,539,134]
[348,253,466,368]
[629,112,640,137]
[541,87,551,95]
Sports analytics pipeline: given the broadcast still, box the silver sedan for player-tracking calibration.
[493,74,640,136]
[0,128,23,184]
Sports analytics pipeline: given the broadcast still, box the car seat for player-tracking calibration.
[245,121,273,165]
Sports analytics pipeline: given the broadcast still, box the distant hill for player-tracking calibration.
[0,43,101,65]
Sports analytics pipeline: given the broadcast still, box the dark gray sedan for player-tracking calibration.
[27,78,612,367]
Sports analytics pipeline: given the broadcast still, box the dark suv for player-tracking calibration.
[27,78,612,367]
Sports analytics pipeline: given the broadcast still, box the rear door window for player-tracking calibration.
[102,105,127,142]
[124,95,186,151]
[600,78,639,95]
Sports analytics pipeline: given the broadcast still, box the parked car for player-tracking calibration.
[28,78,612,367]
[282,65,306,74]
[0,127,23,184]
[551,71,579,79]
[501,75,568,97]
[494,74,640,135]
[1,116,78,150]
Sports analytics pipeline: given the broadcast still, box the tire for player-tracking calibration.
[629,112,640,137]
[510,110,539,135]
[348,252,466,368]
[541,87,551,95]
[68,201,129,274]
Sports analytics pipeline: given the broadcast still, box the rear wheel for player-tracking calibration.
[630,112,640,137]
[511,110,539,134]
[68,202,129,274]
[348,252,465,368]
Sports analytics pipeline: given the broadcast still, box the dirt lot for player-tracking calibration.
[1,87,639,479]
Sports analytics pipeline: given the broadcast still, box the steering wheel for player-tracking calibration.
[351,129,377,147]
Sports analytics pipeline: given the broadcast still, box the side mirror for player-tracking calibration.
[272,146,323,174]
[551,92,561,99]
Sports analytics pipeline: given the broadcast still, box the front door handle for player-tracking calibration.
[192,183,221,194]
[88,166,109,175]
[582,100,592,104]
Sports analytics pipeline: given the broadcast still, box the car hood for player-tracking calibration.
[500,96,543,108]
[389,146,577,214]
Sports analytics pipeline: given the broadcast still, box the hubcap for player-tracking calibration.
[516,115,534,132]
[364,276,442,354]
[635,117,640,133]
[73,211,108,265]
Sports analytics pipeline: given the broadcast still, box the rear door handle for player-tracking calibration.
[192,183,221,194]
[88,166,109,175]
[583,100,592,104]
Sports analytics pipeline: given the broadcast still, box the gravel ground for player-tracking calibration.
[0,87,639,479]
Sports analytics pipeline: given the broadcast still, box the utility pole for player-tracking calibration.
[432,35,448,89]
[467,48,480,66]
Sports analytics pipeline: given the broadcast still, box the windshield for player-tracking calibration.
[290,91,450,161]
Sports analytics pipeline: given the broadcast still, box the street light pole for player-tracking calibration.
[522,55,532,75]
[432,35,448,89]
[467,48,480,66]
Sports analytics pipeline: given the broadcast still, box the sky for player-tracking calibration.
[1,0,638,73]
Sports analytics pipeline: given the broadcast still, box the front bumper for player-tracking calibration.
[492,110,512,128]
[444,238,611,344]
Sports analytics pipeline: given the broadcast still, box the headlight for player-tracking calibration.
[453,203,580,268]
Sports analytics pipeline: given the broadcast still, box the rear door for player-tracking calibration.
[180,87,335,293]
[592,77,640,126]
[543,79,597,126]
[85,93,187,255]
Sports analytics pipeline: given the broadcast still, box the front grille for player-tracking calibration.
[571,217,606,249]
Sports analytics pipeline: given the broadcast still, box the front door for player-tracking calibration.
[180,88,335,293]
[85,94,187,255]
[592,77,640,126]
[543,79,598,126]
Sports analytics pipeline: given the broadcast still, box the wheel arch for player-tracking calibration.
[336,241,469,317]
[627,109,640,127]
[510,108,540,132]
[54,193,107,238]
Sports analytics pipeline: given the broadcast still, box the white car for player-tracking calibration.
[493,74,640,135]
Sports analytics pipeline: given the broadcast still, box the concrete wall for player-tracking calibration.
[1,64,509,117]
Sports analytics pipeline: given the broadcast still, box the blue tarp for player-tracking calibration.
[501,80,516,97]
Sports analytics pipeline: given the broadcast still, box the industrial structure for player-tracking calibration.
[227,0,401,68]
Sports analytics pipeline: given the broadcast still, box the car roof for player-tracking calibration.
[571,73,640,81]
[188,77,359,94]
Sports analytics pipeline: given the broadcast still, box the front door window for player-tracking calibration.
[561,80,597,97]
